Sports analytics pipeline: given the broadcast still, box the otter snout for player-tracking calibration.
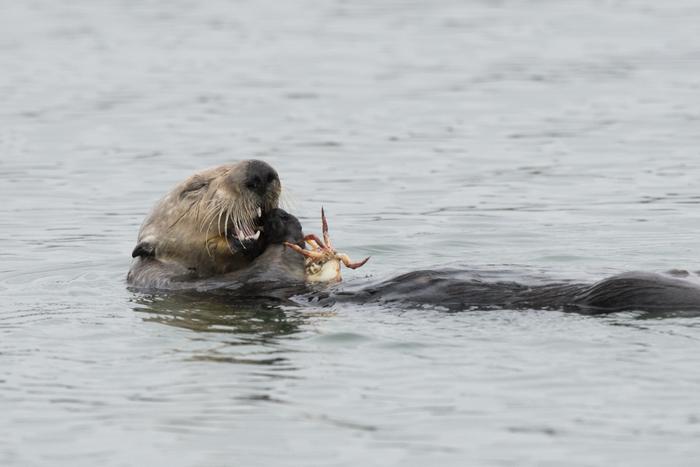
[245,160,280,197]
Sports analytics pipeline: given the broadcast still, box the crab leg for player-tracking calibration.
[303,234,326,250]
[337,253,370,270]
[284,242,326,260]
[321,207,333,249]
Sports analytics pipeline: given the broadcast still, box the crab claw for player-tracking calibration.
[337,253,371,270]
[321,207,332,249]
[303,234,326,250]
[283,242,325,260]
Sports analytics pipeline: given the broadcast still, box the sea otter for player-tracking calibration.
[129,161,700,314]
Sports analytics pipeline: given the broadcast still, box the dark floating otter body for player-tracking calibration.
[331,269,700,314]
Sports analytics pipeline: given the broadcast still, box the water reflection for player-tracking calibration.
[131,291,311,338]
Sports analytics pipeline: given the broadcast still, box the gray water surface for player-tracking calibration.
[2,1,700,466]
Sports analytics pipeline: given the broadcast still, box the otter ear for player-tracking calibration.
[132,241,155,258]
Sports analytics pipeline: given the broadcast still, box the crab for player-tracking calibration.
[284,208,370,283]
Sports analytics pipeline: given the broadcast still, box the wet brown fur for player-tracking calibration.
[127,161,281,287]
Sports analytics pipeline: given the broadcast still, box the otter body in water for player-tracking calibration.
[332,269,700,314]
[129,161,700,314]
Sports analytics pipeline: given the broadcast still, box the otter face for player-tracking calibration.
[131,160,284,278]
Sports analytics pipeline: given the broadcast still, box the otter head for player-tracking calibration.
[132,160,283,277]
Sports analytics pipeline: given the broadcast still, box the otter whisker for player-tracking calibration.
[224,205,238,253]
[193,195,202,224]
[202,200,224,241]
[197,199,218,228]
[239,198,257,235]
[230,201,241,231]
[199,198,222,233]
[217,204,226,235]
[201,200,223,254]
[225,204,232,238]
[241,207,253,236]
[231,205,239,234]
[233,213,241,233]
[279,187,295,212]
[205,236,214,258]
[200,208,214,235]
[235,199,252,234]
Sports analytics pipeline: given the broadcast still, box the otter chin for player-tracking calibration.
[127,160,284,289]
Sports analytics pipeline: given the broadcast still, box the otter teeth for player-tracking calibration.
[256,207,262,218]
[236,228,261,242]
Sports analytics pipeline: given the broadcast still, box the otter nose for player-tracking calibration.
[245,160,279,196]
